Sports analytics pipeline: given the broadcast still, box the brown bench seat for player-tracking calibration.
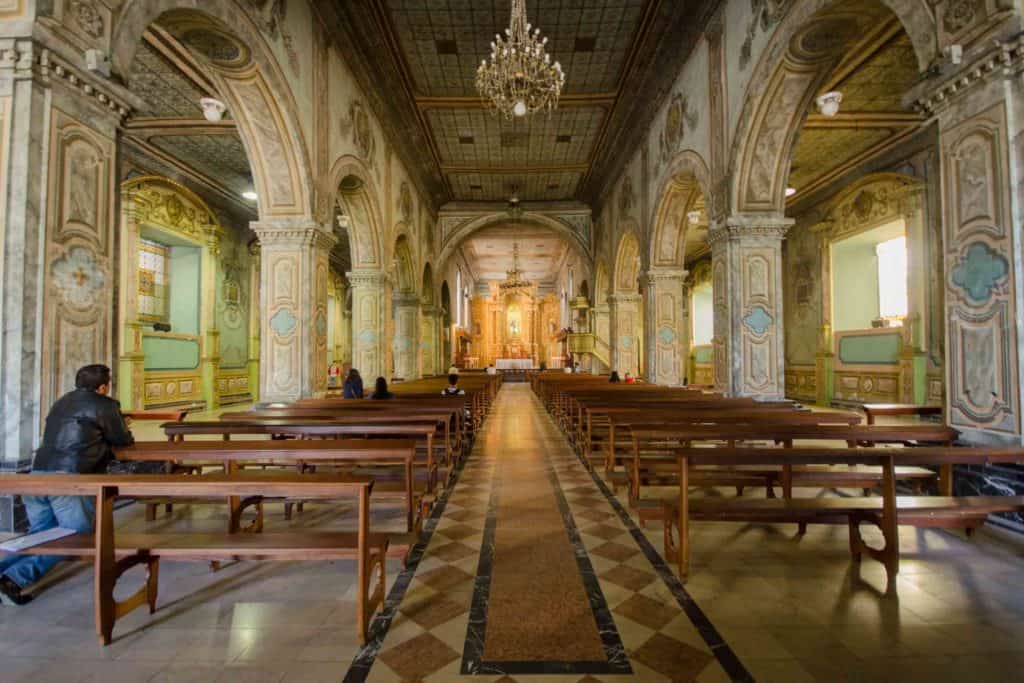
[0,473,391,645]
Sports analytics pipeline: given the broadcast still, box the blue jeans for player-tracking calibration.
[0,494,95,588]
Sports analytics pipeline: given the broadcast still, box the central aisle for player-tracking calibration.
[354,384,737,683]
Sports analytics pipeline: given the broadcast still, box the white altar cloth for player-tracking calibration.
[496,359,534,370]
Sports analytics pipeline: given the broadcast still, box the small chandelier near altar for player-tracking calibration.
[476,0,565,119]
[499,242,533,296]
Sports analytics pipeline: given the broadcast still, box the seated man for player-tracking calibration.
[0,364,134,606]
[441,374,466,396]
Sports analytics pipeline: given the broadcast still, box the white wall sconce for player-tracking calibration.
[815,91,843,117]
[200,97,227,122]
[785,187,797,198]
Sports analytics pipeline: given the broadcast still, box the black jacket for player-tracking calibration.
[32,389,135,473]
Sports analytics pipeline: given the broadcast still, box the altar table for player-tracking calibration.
[496,359,534,370]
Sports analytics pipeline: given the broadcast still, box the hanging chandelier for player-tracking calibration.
[476,0,565,119]
[499,241,533,295]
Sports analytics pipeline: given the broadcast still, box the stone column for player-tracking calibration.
[592,302,612,372]
[199,227,223,410]
[247,245,261,402]
[643,269,689,385]
[117,191,147,410]
[900,187,928,405]
[708,217,791,398]
[347,269,388,381]
[420,305,440,377]
[252,220,334,404]
[911,36,1024,444]
[392,292,420,380]
[608,293,641,376]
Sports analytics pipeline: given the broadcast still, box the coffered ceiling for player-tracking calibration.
[461,225,571,283]
[788,5,924,201]
[321,0,720,205]
[124,27,257,216]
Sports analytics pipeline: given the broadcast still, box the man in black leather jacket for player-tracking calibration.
[0,365,134,606]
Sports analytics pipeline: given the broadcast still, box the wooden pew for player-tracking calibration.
[116,439,422,532]
[623,423,959,516]
[862,403,943,425]
[661,446,1024,583]
[0,472,393,645]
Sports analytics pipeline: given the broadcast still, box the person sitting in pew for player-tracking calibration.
[370,377,395,400]
[343,368,364,399]
[442,374,466,396]
[0,364,134,607]
[609,371,621,383]
[624,372,636,384]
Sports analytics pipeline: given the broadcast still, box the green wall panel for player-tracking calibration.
[693,345,713,364]
[838,332,901,365]
[143,337,200,370]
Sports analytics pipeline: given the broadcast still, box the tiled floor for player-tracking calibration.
[3,386,1024,682]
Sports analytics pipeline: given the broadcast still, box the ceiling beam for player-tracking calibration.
[143,26,219,97]
[820,18,903,94]
[802,112,925,129]
[441,164,589,175]
[788,125,922,202]
[415,93,616,111]
[123,117,239,135]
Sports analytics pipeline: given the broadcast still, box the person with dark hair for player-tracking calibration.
[370,377,394,400]
[0,364,134,606]
[441,374,465,396]
[609,371,621,383]
[343,368,364,399]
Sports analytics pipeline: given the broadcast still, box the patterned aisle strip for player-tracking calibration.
[348,384,748,682]
[460,401,631,676]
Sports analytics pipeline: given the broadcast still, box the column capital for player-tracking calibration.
[708,215,793,246]
[251,219,335,251]
[346,269,387,288]
[643,268,689,285]
[392,292,420,308]
[910,35,1024,118]
[608,293,642,304]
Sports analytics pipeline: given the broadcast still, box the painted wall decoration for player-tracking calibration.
[942,105,1018,435]
[658,93,698,165]
[42,109,115,416]
[340,100,376,167]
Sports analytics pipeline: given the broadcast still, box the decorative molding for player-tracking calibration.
[912,35,1024,117]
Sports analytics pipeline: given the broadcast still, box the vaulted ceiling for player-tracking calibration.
[787,1,924,201]
[321,0,720,205]
[461,225,571,283]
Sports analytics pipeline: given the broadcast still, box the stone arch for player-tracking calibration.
[613,230,642,294]
[436,211,591,274]
[594,262,612,306]
[650,150,712,268]
[728,0,934,216]
[328,156,385,269]
[112,1,313,219]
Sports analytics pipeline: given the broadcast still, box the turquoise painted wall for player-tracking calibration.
[143,337,200,370]
[832,240,878,331]
[169,246,200,335]
[838,332,902,365]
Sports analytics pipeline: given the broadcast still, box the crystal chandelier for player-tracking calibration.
[499,242,532,295]
[476,0,565,118]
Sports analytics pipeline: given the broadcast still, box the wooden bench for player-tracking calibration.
[862,403,944,425]
[116,439,422,532]
[624,423,959,514]
[660,447,1024,584]
[0,472,393,645]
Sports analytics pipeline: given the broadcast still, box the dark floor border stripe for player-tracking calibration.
[461,403,631,676]
[564,431,756,683]
[343,443,473,683]
[459,450,500,674]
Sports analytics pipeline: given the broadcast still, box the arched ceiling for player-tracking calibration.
[321,0,720,206]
